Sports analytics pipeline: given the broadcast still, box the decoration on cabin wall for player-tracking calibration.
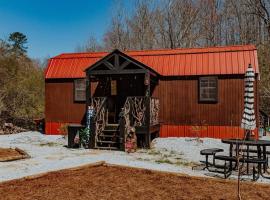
[144,73,150,85]
[86,105,95,129]
[76,105,95,148]
[111,80,117,95]
[150,98,160,125]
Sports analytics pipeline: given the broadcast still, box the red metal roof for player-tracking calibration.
[45,45,259,79]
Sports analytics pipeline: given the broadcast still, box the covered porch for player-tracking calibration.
[85,50,160,150]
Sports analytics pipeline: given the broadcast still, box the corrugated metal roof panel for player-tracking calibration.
[45,45,259,79]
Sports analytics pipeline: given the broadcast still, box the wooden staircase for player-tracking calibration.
[89,96,160,150]
[95,123,121,150]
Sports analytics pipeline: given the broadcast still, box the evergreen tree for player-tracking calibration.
[8,32,28,54]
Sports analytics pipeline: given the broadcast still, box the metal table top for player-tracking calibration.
[222,139,270,146]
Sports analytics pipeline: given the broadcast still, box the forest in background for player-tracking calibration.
[0,0,270,130]
[79,0,270,115]
[0,32,44,129]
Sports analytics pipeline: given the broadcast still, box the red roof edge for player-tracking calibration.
[51,45,257,59]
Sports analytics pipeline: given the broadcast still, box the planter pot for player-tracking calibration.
[68,124,85,148]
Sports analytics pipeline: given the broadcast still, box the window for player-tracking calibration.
[199,77,218,102]
[74,79,86,101]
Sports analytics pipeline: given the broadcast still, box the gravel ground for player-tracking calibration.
[0,131,269,183]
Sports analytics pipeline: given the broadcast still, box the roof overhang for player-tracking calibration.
[85,49,160,77]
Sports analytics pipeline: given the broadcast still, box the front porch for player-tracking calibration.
[85,50,161,150]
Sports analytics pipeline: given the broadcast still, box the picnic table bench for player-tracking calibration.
[200,148,224,169]
[199,139,270,181]
[213,154,267,180]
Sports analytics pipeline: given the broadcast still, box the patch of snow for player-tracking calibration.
[0,132,269,184]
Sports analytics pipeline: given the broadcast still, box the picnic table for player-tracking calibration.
[221,138,270,179]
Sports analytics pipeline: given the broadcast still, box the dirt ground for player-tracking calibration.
[0,163,270,200]
[0,148,24,161]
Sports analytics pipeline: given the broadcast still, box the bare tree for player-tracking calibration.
[245,0,270,37]
[103,1,131,51]
[76,36,103,52]
[85,36,103,52]
[127,0,156,50]
[151,0,201,48]
[198,0,225,46]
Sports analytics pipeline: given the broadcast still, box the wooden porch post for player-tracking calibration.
[145,71,150,97]
[86,74,95,149]
[144,71,151,148]
[86,74,92,108]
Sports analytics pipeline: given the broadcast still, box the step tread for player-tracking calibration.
[95,146,119,150]
[97,140,118,144]
[99,134,120,138]
[103,129,120,132]
[106,123,119,126]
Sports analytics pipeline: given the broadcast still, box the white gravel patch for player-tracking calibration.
[152,137,230,163]
[0,131,269,184]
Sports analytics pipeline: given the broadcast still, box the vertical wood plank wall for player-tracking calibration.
[45,79,86,134]
[151,76,259,138]
[45,76,259,138]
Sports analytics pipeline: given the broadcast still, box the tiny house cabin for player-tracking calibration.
[44,45,259,149]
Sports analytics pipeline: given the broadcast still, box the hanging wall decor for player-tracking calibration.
[111,80,117,95]
[144,73,150,85]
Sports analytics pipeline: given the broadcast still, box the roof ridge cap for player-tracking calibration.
[51,44,256,59]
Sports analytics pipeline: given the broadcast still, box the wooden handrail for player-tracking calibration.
[90,97,108,148]
[92,97,107,120]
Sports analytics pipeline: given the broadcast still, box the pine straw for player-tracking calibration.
[0,162,270,200]
[0,147,30,162]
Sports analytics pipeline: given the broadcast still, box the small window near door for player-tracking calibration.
[74,79,86,101]
[199,77,218,102]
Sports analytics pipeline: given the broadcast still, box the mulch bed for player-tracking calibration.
[0,147,30,162]
[0,162,270,200]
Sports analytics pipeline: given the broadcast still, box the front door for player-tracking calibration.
[107,75,145,124]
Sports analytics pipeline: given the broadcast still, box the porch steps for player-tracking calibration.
[95,123,121,150]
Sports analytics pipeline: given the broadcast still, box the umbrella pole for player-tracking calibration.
[246,130,250,140]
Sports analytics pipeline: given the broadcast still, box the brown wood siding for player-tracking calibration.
[45,79,85,123]
[152,75,259,127]
[45,75,259,129]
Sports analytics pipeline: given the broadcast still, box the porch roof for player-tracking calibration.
[45,45,259,79]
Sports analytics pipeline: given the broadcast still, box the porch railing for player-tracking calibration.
[120,96,159,140]
[89,96,159,149]
[150,97,160,126]
[91,97,107,148]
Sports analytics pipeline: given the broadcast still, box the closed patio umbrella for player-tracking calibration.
[241,64,256,137]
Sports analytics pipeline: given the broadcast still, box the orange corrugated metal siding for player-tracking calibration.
[159,125,258,139]
[45,45,259,79]
[45,123,257,138]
